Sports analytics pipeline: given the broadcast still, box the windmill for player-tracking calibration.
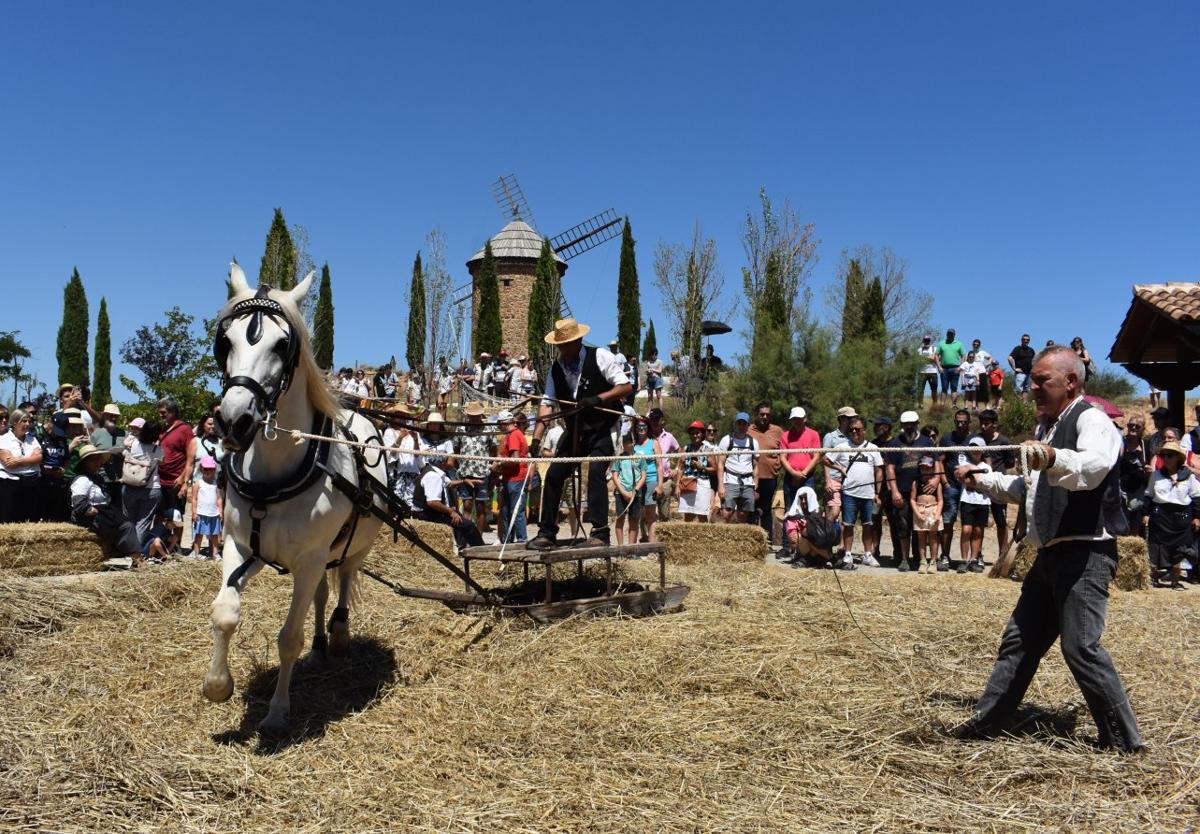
[458,174,623,358]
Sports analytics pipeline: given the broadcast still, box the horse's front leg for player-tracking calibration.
[259,559,325,733]
[329,563,357,657]
[203,537,263,703]
[310,572,329,659]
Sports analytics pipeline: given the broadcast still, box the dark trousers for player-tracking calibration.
[756,477,777,543]
[420,510,484,550]
[972,539,1141,750]
[886,497,915,564]
[538,428,614,543]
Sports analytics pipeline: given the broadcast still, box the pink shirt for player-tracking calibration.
[780,426,821,475]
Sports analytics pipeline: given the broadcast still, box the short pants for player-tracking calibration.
[723,481,755,513]
[842,494,875,525]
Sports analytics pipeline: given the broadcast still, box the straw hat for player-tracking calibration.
[56,382,75,397]
[544,318,590,345]
[1160,440,1185,459]
[76,443,111,465]
[102,403,121,416]
[425,412,445,425]
[462,402,486,417]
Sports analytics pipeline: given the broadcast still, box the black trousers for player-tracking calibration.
[972,538,1142,750]
[886,496,916,563]
[756,477,777,543]
[418,510,484,550]
[538,428,614,543]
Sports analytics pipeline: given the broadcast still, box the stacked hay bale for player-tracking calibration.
[1008,535,1150,591]
[655,521,768,566]
[0,523,113,577]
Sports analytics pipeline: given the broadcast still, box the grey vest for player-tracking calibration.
[1032,398,1120,545]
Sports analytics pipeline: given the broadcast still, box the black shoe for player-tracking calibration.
[950,714,996,740]
[897,559,910,573]
[937,559,949,572]
[968,559,984,573]
[526,536,557,551]
[582,535,609,548]
[956,562,969,574]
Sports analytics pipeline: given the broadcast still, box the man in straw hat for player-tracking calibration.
[527,318,632,549]
[454,401,495,533]
[954,344,1143,753]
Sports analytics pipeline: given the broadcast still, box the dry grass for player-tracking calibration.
[0,530,1198,833]
[0,521,113,576]
[657,521,768,565]
[1008,536,1151,592]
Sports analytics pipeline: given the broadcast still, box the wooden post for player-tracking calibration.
[1168,386,1186,435]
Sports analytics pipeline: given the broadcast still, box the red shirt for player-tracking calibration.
[159,419,194,487]
[500,428,529,483]
[779,426,821,475]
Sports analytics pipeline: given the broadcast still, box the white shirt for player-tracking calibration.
[920,343,938,374]
[785,485,821,518]
[195,479,221,516]
[961,460,993,505]
[717,433,758,483]
[0,431,40,478]
[420,436,454,464]
[543,425,564,455]
[1145,469,1200,507]
[542,347,630,405]
[406,378,422,402]
[831,441,883,499]
[822,429,848,482]
[394,433,419,474]
[972,396,1122,549]
[1182,429,1199,453]
[973,348,993,367]
[70,475,108,506]
[125,438,164,490]
[418,466,452,509]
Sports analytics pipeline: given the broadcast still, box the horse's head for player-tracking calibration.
[214,262,315,452]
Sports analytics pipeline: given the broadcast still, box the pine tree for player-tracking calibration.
[406,253,426,374]
[615,218,641,358]
[859,276,886,340]
[312,263,335,370]
[840,258,866,343]
[473,241,502,357]
[259,207,298,290]
[56,268,90,386]
[642,318,658,360]
[527,240,560,369]
[93,297,112,406]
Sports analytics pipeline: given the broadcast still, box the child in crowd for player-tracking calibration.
[988,361,1005,410]
[141,511,172,565]
[910,455,943,574]
[189,455,224,559]
[957,437,991,573]
[959,351,982,412]
[610,434,646,547]
[1143,440,1200,589]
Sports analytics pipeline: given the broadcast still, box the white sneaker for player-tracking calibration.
[841,553,856,569]
[861,552,881,568]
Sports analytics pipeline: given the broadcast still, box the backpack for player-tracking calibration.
[121,442,158,488]
[795,493,839,549]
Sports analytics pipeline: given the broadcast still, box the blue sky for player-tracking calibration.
[2,2,1197,401]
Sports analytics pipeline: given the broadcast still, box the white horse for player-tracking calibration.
[202,263,387,733]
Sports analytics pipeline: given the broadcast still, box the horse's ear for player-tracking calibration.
[229,261,250,295]
[289,270,315,305]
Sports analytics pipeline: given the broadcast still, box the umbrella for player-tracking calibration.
[700,320,732,337]
[1084,394,1124,419]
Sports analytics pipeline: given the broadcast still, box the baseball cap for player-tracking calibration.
[788,406,806,420]
[688,419,706,430]
[735,411,751,424]
[51,412,70,438]
[922,334,931,341]
[873,415,893,426]
[647,407,664,420]
[200,455,217,469]
[900,410,919,424]
[496,410,514,423]
[918,455,936,467]
[968,436,986,447]
[836,406,857,418]
[129,417,146,429]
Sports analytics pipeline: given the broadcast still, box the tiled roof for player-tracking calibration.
[466,219,567,266]
[1133,282,1200,323]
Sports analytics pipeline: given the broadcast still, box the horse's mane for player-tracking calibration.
[218,286,341,421]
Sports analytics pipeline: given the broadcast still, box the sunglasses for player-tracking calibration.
[849,427,866,433]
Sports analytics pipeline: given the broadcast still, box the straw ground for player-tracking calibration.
[1,529,1197,833]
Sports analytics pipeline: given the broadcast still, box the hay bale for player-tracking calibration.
[1004,535,1150,592]
[656,521,767,565]
[1114,535,1151,592]
[0,522,113,577]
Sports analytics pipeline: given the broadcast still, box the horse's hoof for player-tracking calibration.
[202,673,234,703]
[257,712,288,735]
[311,633,328,656]
[329,623,350,657]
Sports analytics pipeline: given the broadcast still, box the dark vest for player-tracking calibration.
[551,348,617,433]
[1033,398,1120,544]
[411,463,448,512]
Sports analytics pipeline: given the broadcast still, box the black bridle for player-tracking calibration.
[214,285,301,422]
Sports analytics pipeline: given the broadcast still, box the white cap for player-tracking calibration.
[425,412,445,424]
[900,410,920,424]
[968,436,986,447]
[496,410,514,422]
[789,406,806,420]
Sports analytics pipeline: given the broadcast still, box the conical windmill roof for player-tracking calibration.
[466,218,567,267]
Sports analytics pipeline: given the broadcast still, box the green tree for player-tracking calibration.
[473,241,502,357]
[527,239,560,373]
[616,218,641,358]
[859,276,886,341]
[312,262,335,370]
[0,331,32,407]
[56,268,90,386]
[642,318,658,361]
[839,258,866,343]
[259,207,298,291]
[406,252,426,374]
[93,297,112,406]
[119,307,217,419]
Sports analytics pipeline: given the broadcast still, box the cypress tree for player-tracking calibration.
[56,268,90,386]
[527,240,559,367]
[753,252,789,355]
[840,258,866,343]
[641,318,658,361]
[312,263,335,370]
[860,276,886,340]
[406,253,426,374]
[259,207,298,290]
[615,218,641,358]
[473,242,503,357]
[93,297,112,406]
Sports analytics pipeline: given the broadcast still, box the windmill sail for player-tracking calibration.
[549,209,622,260]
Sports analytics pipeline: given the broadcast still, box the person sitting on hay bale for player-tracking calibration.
[69,443,143,567]
[953,345,1143,753]
[782,485,837,566]
[1142,440,1199,590]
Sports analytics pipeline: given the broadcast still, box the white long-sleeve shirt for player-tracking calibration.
[542,347,629,406]
[971,397,1122,549]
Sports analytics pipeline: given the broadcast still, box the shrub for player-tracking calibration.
[1086,369,1136,403]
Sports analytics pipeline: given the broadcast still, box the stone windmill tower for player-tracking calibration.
[463,175,622,357]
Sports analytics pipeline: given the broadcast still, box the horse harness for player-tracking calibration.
[215,285,302,420]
